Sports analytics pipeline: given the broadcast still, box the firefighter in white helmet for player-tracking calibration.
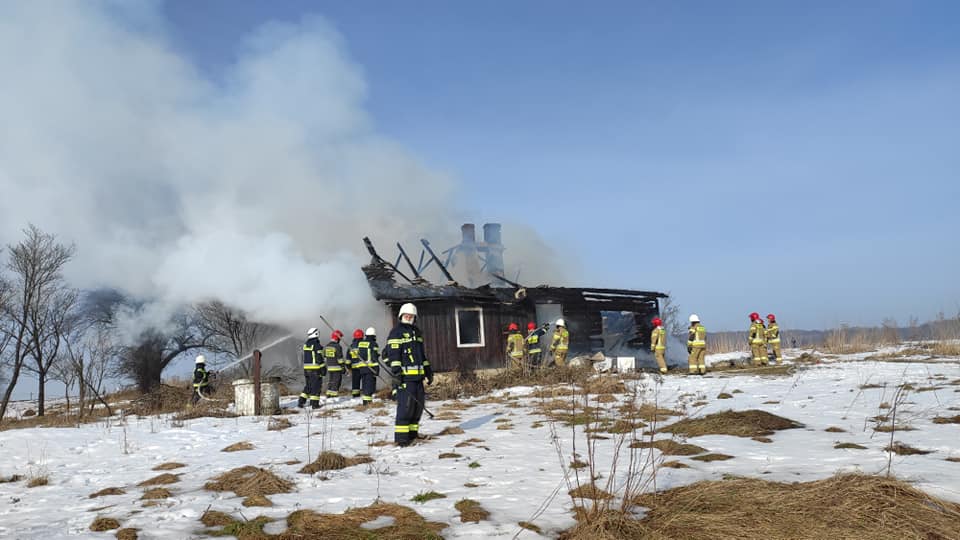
[687,314,707,375]
[356,327,381,406]
[549,318,570,367]
[192,354,212,404]
[299,327,325,408]
[387,303,433,446]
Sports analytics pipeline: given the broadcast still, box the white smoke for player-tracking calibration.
[0,3,559,337]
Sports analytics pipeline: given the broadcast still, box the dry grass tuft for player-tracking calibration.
[569,459,589,470]
[0,474,24,483]
[437,425,465,436]
[886,442,932,456]
[27,475,49,487]
[242,495,273,507]
[585,474,960,540]
[932,415,960,425]
[569,483,614,500]
[204,466,295,497]
[835,442,868,450]
[141,488,171,500]
[284,502,446,539]
[630,439,707,456]
[661,461,690,469]
[267,417,293,431]
[752,436,773,443]
[874,424,916,433]
[438,452,462,459]
[825,427,846,433]
[662,409,803,438]
[691,453,734,462]
[221,441,255,452]
[90,517,120,532]
[454,438,485,448]
[152,462,186,471]
[200,510,235,527]
[115,528,138,540]
[580,376,627,395]
[947,457,960,463]
[717,393,734,399]
[455,499,491,523]
[519,521,543,533]
[299,451,374,474]
[137,474,179,487]
[89,487,125,498]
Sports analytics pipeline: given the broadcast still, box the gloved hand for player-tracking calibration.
[425,374,433,385]
[687,346,692,354]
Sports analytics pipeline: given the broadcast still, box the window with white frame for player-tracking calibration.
[455,307,485,348]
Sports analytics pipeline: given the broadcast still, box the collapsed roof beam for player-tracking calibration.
[362,237,416,284]
[421,238,457,284]
[490,272,522,288]
[396,242,422,279]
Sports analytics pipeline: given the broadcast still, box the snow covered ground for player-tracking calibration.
[1,349,958,538]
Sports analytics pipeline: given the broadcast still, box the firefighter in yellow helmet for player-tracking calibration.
[549,319,570,367]
[765,314,782,364]
[748,312,768,366]
[650,317,667,374]
[687,314,707,375]
[505,322,525,371]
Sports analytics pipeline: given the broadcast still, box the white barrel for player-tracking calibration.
[231,377,281,416]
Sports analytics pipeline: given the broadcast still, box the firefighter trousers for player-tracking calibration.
[395,380,426,445]
[751,344,768,366]
[327,370,343,397]
[654,349,667,373]
[351,368,362,397]
[299,370,323,407]
[769,343,782,363]
[553,350,568,367]
[688,348,706,374]
[360,369,377,404]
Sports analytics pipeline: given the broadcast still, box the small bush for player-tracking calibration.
[455,499,490,523]
[411,491,447,504]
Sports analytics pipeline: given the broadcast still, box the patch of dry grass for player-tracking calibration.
[825,427,846,433]
[661,461,690,469]
[519,521,543,533]
[141,488,171,500]
[662,410,803,438]
[200,510,235,527]
[27,475,49,488]
[204,466,295,497]
[0,474,24,483]
[569,483,613,500]
[933,415,960,424]
[717,393,734,399]
[242,495,273,507]
[89,487,125,498]
[152,462,186,471]
[283,502,446,539]
[574,474,960,540]
[947,457,960,463]
[115,528,138,540]
[886,442,932,456]
[436,425,465,436]
[691,453,734,462]
[137,474,179,487]
[629,439,707,456]
[299,451,374,474]
[90,517,120,532]
[454,438,485,448]
[221,441,255,452]
[267,417,293,431]
[835,442,868,450]
[438,452,462,459]
[455,499,491,523]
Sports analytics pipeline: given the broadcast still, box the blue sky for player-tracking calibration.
[162,1,960,331]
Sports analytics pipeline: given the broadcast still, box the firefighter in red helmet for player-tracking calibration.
[506,322,525,371]
[650,317,667,374]
[349,329,365,398]
[324,330,346,397]
[525,322,546,369]
[749,313,768,366]
[765,314,782,364]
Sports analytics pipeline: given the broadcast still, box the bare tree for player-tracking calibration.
[658,293,685,340]
[115,310,214,393]
[60,323,116,417]
[23,288,79,416]
[0,225,76,421]
[194,300,279,359]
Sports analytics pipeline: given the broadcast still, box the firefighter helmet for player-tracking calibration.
[353,329,364,340]
[555,318,566,327]
[766,313,776,321]
[508,322,519,331]
[306,327,319,339]
[527,322,537,331]
[750,312,760,321]
[365,327,376,336]
[399,303,418,320]
[195,354,206,364]
[331,330,343,341]
[652,317,662,326]
[689,314,700,323]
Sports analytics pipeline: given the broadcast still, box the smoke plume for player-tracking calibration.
[0,2,560,338]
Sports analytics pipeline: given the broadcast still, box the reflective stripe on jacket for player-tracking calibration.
[387,323,432,382]
[526,329,545,354]
[688,324,707,348]
[551,328,570,352]
[651,326,666,351]
[765,323,780,344]
[506,333,525,358]
[303,338,323,370]
[750,322,766,344]
[324,341,345,371]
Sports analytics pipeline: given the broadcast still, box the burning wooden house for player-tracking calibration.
[362,223,667,372]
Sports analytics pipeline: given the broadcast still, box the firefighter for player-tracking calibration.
[298,327,325,408]
[388,303,433,446]
[549,319,570,367]
[192,354,212,404]
[749,312,768,366]
[357,327,380,406]
[505,322,525,370]
[324,330,346,398]
[687,314,707,375]
[765,314,782,364]
[650,317,667,374]
[525,322,546,369]
[349,329,364,399]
